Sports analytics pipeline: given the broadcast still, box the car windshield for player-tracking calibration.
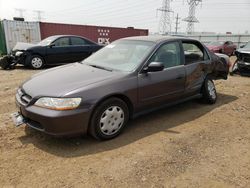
[208,41,223,46]
[38,36,57,46]
[243,42,250,48]
[83,40,155,72]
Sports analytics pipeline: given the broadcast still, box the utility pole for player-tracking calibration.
[15,8,26,18]
[33,10,44,21]
[175,14,180,34]
[183,0,202,34]
[157,0,173,35]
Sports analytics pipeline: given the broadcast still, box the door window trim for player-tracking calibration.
[51,37,71,47]
[181,39,210,65]
[139,40,184,74]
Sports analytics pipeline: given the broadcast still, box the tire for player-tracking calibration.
[89,98,129,140]
[29,55,45,69]
[201,78,217,104]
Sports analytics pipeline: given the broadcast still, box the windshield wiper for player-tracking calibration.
[88,64,113,72]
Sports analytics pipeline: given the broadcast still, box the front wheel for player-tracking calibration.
[89,98,129,140]
[201,78,217,104]
[29,55,44,69]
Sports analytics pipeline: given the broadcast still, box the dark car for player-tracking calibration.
[11,36,229,140]
[206,41,237,56]
[231,42,250,76]
[0,35,102,69]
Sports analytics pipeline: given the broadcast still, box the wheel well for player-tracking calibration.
[92,94,134,119]
[25,53,46,66]
[87,94,134,134]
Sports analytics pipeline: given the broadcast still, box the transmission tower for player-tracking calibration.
[15,8,26,18]
[175,14,181,34]
[183,0,202,34]
[33,10,44,21]
[157,0,173,35]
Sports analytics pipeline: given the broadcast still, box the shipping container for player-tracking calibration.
[2,20,41,53]
[0,21,7,55]
[39,22,148,45]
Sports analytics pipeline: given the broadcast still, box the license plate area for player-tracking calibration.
[11,112,26,127]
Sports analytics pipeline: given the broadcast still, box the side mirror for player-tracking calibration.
[143,62,164,73]
[48,43,55,48]
[240,44,245,48]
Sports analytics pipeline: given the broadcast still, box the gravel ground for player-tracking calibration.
[0,62,250,188]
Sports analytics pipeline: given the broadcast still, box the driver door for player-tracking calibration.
[138,41,186,108]
[46,37,72,64]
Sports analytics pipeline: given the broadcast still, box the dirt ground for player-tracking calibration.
[0,62,250,187]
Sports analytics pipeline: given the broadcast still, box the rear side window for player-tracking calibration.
[53,37,70,47]
[71,37,90,45]
[149,42,181,68]
[182,42,209,64]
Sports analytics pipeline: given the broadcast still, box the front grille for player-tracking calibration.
[243,57,250,63]
[17,88,32,106]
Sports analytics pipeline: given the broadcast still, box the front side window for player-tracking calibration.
[183,42,208,64]
[53,37,70,47]
[71,37,88,45]
[148,42,181,68]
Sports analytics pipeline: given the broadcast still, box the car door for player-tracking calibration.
[46,37,71,64]
[138,41,186,107]
[182,40,210,96]
[70,37,94,62]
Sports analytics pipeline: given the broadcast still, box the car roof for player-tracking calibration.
[47,35,97,44]
[50,35,87,38]
[120,35,196,43]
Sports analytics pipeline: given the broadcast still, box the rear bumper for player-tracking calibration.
[16,98,92,137]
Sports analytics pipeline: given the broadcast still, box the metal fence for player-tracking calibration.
[187,34,250,48]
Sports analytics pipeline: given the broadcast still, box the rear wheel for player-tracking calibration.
[89,98,129,140]
[201,78,217,104]
[30,55,44,69]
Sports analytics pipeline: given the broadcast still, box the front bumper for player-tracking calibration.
[237,61,250,75]
[15,95,92,137]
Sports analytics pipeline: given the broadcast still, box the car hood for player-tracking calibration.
[22,63,123,97]
[236,48,250,54]
[12,42,37,51]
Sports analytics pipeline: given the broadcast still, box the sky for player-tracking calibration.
[0,0,250,34]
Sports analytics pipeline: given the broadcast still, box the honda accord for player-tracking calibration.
[12,36,229,140]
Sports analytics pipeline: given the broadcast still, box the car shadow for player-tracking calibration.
[18,93,238,158]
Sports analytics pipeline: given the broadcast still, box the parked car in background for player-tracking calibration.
[206,41,237,56]
[12,36,229,140]
[0,35,102,69]
[231,41,250,76]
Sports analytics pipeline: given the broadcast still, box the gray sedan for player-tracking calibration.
[12,36,229,140]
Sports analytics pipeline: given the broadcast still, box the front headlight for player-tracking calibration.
[34,97,82,110]
[15,51,23,57]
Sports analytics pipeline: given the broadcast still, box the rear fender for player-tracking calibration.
[211,53,230,80]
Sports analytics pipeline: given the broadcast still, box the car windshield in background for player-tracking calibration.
[243,42,250,48]
[208,41,223,46]
[38,36,57,46]
[83,40,155,72]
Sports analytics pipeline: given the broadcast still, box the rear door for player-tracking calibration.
[70,37,95,62]
[138,41,186,107]
[46,37,71,64]
[182,40,210,96]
